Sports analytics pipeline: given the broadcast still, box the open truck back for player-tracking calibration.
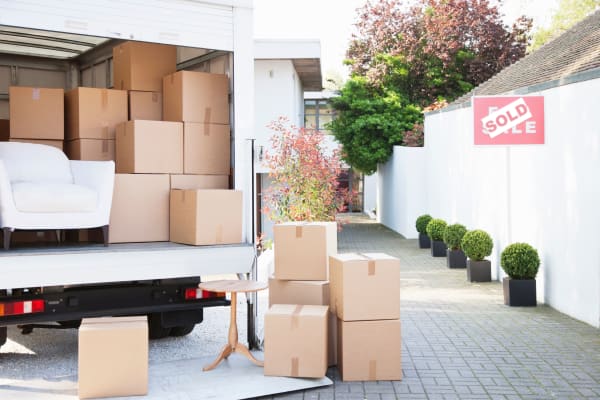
[0,0,257,347]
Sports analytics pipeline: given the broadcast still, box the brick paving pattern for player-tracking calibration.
[256,216,600,399]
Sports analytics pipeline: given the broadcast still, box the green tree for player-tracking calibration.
[530,0,600,50]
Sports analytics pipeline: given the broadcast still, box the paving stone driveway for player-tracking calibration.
[258,216,600,400]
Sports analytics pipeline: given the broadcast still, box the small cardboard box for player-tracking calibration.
[110,174,170,243]
[338,319,402,381]
[183,122,230,175]
[273,222,337,281]
[113,41,177,92]
[329,253,400,321]
[163,70,229,124]
[66,139,114,161]
[8,139,63,151]
[78,316,148,399]
[115,120,183,174]
[268,278,337,366]
[170,174,229,190]
[129,91,162,120]
[65,87,128,140]
[264,304,328,378]
[169,189,242,245]
[9,86,64,139]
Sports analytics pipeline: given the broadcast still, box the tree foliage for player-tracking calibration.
[530,0,600,51]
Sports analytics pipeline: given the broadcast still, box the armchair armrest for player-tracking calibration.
[70,160,115,220]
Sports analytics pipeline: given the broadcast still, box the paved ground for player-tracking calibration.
[258,215,600,400]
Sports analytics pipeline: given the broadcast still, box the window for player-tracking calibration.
[304,99,335,134]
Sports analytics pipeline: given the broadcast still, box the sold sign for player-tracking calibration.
[473,96,544,145]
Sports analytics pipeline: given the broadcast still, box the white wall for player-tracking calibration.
[379,77,600,327]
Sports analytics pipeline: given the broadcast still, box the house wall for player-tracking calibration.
[379,77,600,327]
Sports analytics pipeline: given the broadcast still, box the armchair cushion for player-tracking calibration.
[12,182,98,213]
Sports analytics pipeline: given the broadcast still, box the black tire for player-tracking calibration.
[0,326,7,348]
[147,313,171,339]
[169,324,195,337]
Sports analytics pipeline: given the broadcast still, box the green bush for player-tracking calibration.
[461,230,493,261]
[500,243,540,279]
[443,223,467,250]
[426,219,447,241]
[415,214,432,234]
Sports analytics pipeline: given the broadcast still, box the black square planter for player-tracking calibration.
[447,249,466,268]
[418,233,431,249]
[431,240,446,257]
[467,259,491,282]
[503,277,536,306]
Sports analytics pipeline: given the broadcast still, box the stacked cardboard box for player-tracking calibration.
[265,221,338,376]
[329,253,402,381]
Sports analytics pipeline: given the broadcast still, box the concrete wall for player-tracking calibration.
[379,77,600,327]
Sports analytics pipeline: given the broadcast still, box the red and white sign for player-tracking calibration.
[473,96,544,145]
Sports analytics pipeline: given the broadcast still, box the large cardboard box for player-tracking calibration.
[66,139,114,161]
[8,139,63,151]
[115,120,183,173]
[273,222,337,281]
[183,122,230,175]
[268,278,337,366]
[337,319,402,381]
[264,304,328,378]
[163,71,229,124]
[329,253,400,321]
[9,86,64,139]
[113,41,176,92]
[78,316,148,399]
[129,91,162,120]
[110,174,170,243]
[170,189,242,246]
[65,87,128,140]
[170,174,228,190]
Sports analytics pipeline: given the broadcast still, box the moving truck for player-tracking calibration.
[0,0,257,347]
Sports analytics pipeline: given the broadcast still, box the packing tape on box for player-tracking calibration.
[102,140,108,153]
[32,88,40,100]
[290,357,299,377]
[102,125,109,140]
[359,253,376,275]
[369,360,377,380]
[290,304,303,329]
[152,92,159,103]
[295,226,303,238]
[101,89,108,109]
[203,108,212,136]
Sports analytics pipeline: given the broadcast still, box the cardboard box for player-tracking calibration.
[183,122,230,175]
[264,304,328,378]
[273,222,337,281]
[329,253,400,321]
[163,71,229,124]
[0,119,9,140]
[110,174,170,243]
[170,174,229,190]
[65,87,128,140]
[268,278,337,366]
[113,41,177,92]
[115,120,183,173]
[66,139,114,161]
[78,316,148,399]
[169,189,242,245]
[129,91,162,120]
[8,139,63,151]
[9,86,64,139]
[337,319,402,381]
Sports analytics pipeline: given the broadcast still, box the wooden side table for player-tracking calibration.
[198,279,268,371]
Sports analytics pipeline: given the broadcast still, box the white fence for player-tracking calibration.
[378,77,600,328]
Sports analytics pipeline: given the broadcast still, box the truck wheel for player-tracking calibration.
[0,326,6,348]
[147,313,171,339]
[170,324,195,337]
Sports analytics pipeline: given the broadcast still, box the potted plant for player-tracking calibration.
[461,229,493,282]
[500,243,540,306]
[426,218,447,257]
[415,214,432,249]
[443,223,467,268]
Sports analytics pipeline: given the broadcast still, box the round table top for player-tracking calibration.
[198,279,268,293]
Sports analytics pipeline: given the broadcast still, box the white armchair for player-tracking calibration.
[0,142,115,249]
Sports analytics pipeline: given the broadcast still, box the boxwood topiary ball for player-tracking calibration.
[426,218,447,241]
[500,243,540,279]
[444,223,467,250]
[461,230,493,261]
[415,214,432,234]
